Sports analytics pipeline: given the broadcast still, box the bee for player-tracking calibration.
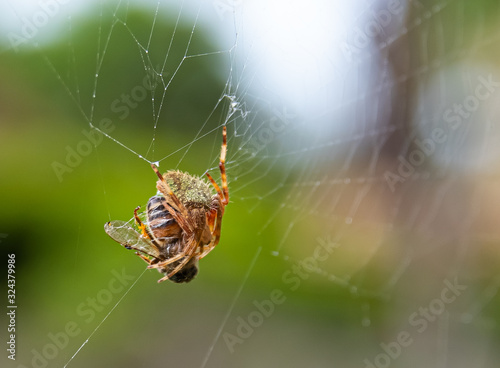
[104,127,229,283]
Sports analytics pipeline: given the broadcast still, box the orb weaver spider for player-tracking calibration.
[104,127,229,283]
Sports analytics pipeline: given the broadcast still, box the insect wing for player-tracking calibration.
[104,220,160,258]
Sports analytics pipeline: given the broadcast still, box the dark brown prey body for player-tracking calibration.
[146,193,212,283]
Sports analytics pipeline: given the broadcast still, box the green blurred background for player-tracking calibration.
[1,1,500,367]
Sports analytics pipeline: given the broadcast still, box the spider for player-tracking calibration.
[104,127,229,283]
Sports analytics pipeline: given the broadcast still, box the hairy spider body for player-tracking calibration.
[158,171,213,207]
[105,127,229,284]
[145,172,214,283]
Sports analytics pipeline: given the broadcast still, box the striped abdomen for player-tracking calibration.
[146,196,182,246]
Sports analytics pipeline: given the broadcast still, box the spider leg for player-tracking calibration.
[203,126,228,255]
[147,234,201,270]
[134,206,153,240]
[205,126,229,207]
[132,206,165,252]
[147,251,186,269]
[151,164,194,234]
[200,197,223,259]
[199,225,221,259]
[206,173,224,207]
[156,235,200,283]
[156,255,193,283]
[219,126,229,205]
[135,252,153,265]
[200,242,216,259]
[199,228,221,259]
[205,208,216,233]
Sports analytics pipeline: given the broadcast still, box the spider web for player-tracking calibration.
[2,0,500,368]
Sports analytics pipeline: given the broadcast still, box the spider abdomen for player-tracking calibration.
[162,171,212,209]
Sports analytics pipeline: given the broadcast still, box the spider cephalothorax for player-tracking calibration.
[105,127,229,283]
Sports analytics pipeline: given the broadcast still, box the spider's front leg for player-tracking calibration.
[151,163,195,234]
